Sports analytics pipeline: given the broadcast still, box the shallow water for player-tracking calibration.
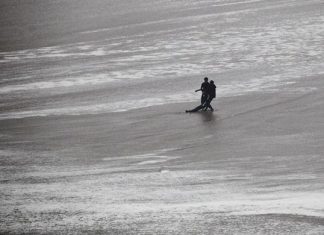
[0,0,323,119]
[1,0,324,233]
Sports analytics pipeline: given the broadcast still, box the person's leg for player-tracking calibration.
[202,100,209,111]
[202,94,209,111]
[201,94,208,105]
[207,97,214,111]
[203,96,213,111]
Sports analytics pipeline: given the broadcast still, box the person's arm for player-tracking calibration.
[197,83,205,92]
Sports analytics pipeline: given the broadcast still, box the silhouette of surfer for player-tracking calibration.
[197,77,209,105]
[186,77,216,113]
[204,80,216,111]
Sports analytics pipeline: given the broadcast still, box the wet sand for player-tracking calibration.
[1,75,324,234]
[1,0,324,233]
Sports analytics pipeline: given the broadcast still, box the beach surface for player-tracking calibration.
[1,0,324,234]
[1,77,324,234]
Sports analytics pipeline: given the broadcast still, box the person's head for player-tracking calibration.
[204,77,208,82]
[210,80,214,84]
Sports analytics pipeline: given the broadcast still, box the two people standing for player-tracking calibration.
[186,77,216,113]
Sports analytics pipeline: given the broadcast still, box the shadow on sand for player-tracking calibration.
[196,111,216,123]
[187,111,217,124]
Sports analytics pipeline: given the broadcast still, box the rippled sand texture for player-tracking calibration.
[1,0,324,234]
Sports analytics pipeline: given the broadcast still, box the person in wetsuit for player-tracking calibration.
[204,80,216,111]
[196,77,209,105]
[186,77,212,113]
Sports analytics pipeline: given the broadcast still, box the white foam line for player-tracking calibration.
[0,92,198,120]
[0,74,117,94]
[103,151,179,166]
[0,74,319,120]
[137,157,175,165]
[80,7,255,35]
[0,46,108,63]
[103,148,178,161]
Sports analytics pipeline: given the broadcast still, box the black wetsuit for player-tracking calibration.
[205,83,216,110]
[186,82,211,113]
[200,81,209,105]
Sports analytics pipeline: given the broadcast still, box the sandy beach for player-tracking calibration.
[1,74,324,234]
[1,0,324,233]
